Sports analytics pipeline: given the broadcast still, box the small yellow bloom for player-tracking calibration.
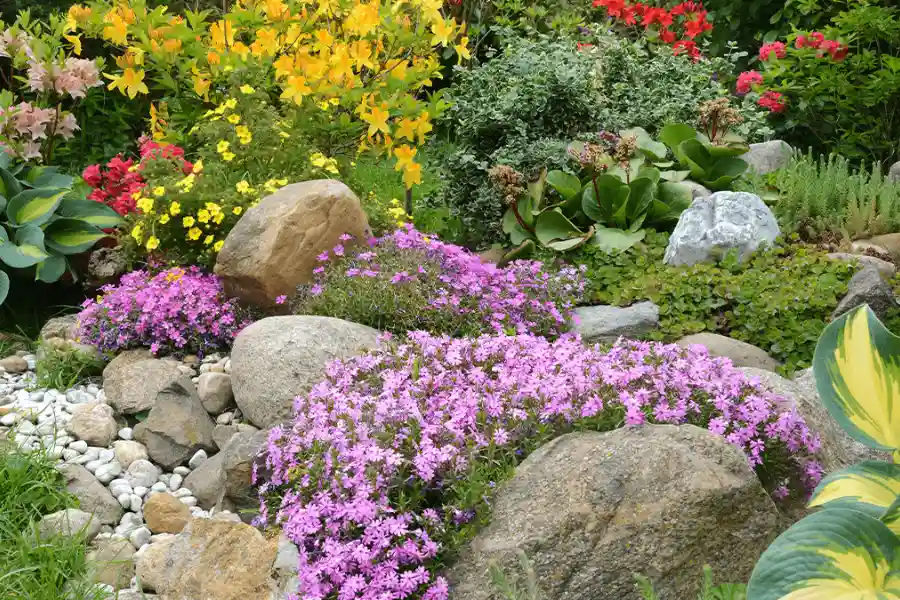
[169,202,181,216]
[145,236,160,251]
[236,180,253,194]
[235,125,250,138]
[192,159,204,174]
[182,216,195,227]
[214,212,225,224]
[197,209,211,223]
[132,191,143,200]
[159,214,170,224]
[205,202,221,215]
[227,114,240,124]
[217,140,230,153]
[233,206,243,215]
[128,165,139,173]
[224,98,237,109]
[222,151,235,162]
[131,224,143,242]
[239,84,255,94]
[152,186,166,197]
[204,235,214,245]
[213,240,225,252]
[187,227,202,240]
[279,131,290,139]
[137,197,154,213]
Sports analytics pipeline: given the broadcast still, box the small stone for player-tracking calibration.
[85,459,103,473]
[172,487,193,499]
[114,440,149,469]
[168,473,183,492]
[151,482,168,493]
[144,492,192,534]
[572,302,660,342]
[0,355,28,373]
[108,479,132,498]
[117,492,132,508]
[99,448,115,462]
[188,450,208,470]
[118,427,133,440]
[133,486,148,497]
[95,461,123,484]
[67,403,118,447]
[129,526,151,549]
[0,413,16,426]
[832,266,898,321]
[62,448,80,461]
[216,412,233,425]
[179,496,198,507]
[129,494,143,511]
[125,459,161,489]
[38,508,102,542]
[173,466,191,476]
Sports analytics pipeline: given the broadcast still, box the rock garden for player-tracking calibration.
[2,0,900,599]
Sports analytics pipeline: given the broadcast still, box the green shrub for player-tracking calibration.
[746,152,900,243]
[35,343,104,391]
[576,233,856,372]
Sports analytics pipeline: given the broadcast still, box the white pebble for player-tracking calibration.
[216,412,233,425]
[179,496,197,507]
[95,461,122,484]
[85,459,103,473]
[188,450,207,470]
[172,487,193,498]
[68,439,88,453]
[129,494,143,511]
[86,384,100,396]
[133,486,148,497]
[150,482,168,493]
[96,389,106,404]
[49,446,65,459]
[98,448,115,463]
[168,474,183,491]
[173,466,191,477]
[118,492,132,508]
[118,427,133,440]
[62,448,80,461]
[15,420,35,435]
[158,473,171,484]
[109,479,132,497]
[0,413,16,426]
[129,526,151,549]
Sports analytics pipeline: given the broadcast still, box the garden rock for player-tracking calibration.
[113,440,148,468]
[664,192,780,266]
[104,358,182,415]
[133,377,216,470]
[144,492,192,534]
[183,451,226,510]
[87,538,135,589]
[681,180,711,200]
[213,424,240,449]
[448,425,779,600]
[890,161,900,183]
[738,367,891,473]
[87,247,127,285]
[125,459,161,489]
[102,349,153,381]
[37,508,102,542]
[215,179,372,309]
[221,429,270,517]
[67,403,118,447]
[0,355,28,373]
[744,140,793,175]
[827,253,896,278]
[231,316,379,428]
[58,464,123,525]
[572,302,659,342]
[855,233,900,261]
[135,517,279,600]
[197,372,235,414]
[675,333,779,371]
[831,266,897,321]
[39,315,78,341]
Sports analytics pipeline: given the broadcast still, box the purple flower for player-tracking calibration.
[275,295,287,305]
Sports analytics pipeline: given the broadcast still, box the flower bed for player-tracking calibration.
[258,332,822,600]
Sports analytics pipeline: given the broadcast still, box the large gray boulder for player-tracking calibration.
[448,425,780,600]
[744,140,793,175]
[572,302,659,342]
[103,358,182,415]
[133,377,216,470]
[676,332,779,371]
[664,191,780,266]
[37,508,102,542]
[832,266,897,321]
[231,316,380,428]
[58,464,123,525]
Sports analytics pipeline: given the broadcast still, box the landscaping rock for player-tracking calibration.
[744,140,793,175]
[87,247,127,285]
[125,459,161,489]
[664,191,780,266]
[827,252,896,278]
[104,358,183,415]
[39,315,79,341]
[0,355,28,373]
[144,492,192,534]
[855,233,900,261]
[58,464,123,525]
[890,161,900,183]
[221,429,269,517]
[183,451,226,510]
[448,425,779,600]
[135,517,279,599]
[213,424,240,449]
[197,372,235,414]
[738,367,891,473]
[133,377,216,470]
[682,180,711,200]
[215,179,372,309]
[87,538,135,589]
[832,266,897,321]
[101,348,153,381]
[113,440,148,469]
[572,302,659,342]
[231,316,380,428]
[67,403,118,447]
[38,508,102,542]
[675,333,779,371]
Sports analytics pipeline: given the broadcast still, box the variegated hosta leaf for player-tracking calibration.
[809,461,900,534]
[747,508,900,600]
[814,305,900,453]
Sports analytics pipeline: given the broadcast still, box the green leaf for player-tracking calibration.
[582,175,629,224]
[707,144,750,159]
[25,166,74,190]
[659,169,691,182]
[590,226,646,254]
[56,199,124,229]
[534,209,585,246]
[679,139,715,180]
[0,166,22,200]
[44,219,108,255]
[0,224,50,268]
[0,270,9,306]
[705,158,749,190]
[626,177,656,221]
[637,165,661,184]
[658,182,693,210]
[659,124,699,162]
[545,170,582,202]
[808,461,900,535]
[36,255,66,283]
[746,508,900,600]
[6,188,68,227]
[621,127,667,161]
[527,169,547,211]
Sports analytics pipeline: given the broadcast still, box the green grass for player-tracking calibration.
[35,343,105,391]
[0,444,107,600]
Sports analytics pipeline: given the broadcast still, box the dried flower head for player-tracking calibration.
[698,98,744,143]
[488,164,526,205]
[568,142,610,173]
[613,134,638,167]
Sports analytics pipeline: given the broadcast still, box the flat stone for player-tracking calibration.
[183,452,226,510]
[572,302,659,342]
[87,538,135,589]
[675,333,780,371]
[58,464,123,525]
[827,253,896,278]
[744,140,793,175]
[0,355,28,373]
[104,358,182,415]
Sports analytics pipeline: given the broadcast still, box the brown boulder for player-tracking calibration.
[144,492,191,534]
[214,179,371,309]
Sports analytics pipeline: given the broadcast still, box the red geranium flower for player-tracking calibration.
[736,70,763,95]
[758,90,787,113]
[759,41,787,61]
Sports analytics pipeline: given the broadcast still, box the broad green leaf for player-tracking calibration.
[534,209,585,247]
[658,182,693,211]
[659,169,691,182]
[814,305,900,453]
[659,123,698,163]
[705,157,749,190]
[545,170,582,202]
[546,235,591,252]
[679,139,715,180]
[7,188,67,227]
[626,177,656,221]
[56,198,124,229]
[44,219,108,255]
[0,224,50,268]
[621,127,667,161]
[637,165,661,184]
[36,255,66,283]
[590,226,646,254]
[809,461,900,535]
[26,167,74,190]
[0,270,9,305]
[0,166,21,200]
[527,169,546,211]
[746,508,900,600]
[708,144,750,159]
[582,175,629,224]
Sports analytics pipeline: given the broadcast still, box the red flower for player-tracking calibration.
[683,14,712,39]
[623,4,639,24]
[82,164,102,186]
[594,0,627,17]
[577,42,594,51]
[673,39,700,59]
[642,7,673,28]
[758,90,787,113]
[736,70,763,95]
[659,27,677,43]
[670,1,703,16]
[759,41,786,61]
[821,39,849,61]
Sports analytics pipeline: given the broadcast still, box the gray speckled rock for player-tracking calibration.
[197,372,235,415]
[38,508,102,542]
[664,191,780,266]
[676,333,780,371]
[67,403,118,447]
[231,316,380,428]
[58,464,123,525]
[220,429,270,520]
[104,358,182,415]
[832,266,897,321]
[744,140,793,175]
[183,451,226,510]
[827,253,896,278]
[447,425,780,600]
[682,180,711,200]
[889,161,900,183]
[572,302,659,342]
[39,315,79,342]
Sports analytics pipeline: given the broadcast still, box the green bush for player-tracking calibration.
[745,152,900,243]
[35,343,104,390]
[576,232,856,372]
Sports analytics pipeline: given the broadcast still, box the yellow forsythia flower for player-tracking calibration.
[227,114,240,124]
[214,240,225,252]
[217,140,230,153]
[192,160,204,174]
[236,180,253,194]
[239,85,255,94]
[131,224,143,242]
[204,235,214,245]
[222,152,236,162]
[136,197,154,213]
[224,98,237,110]
[197,209,211,223]
[232,206,243,215]
[159,214,170,224]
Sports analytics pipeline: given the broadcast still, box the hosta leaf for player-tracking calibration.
[747,508,900,600]
[0,166,22,200]
[0,224,50,268]
[25,166,74,190]
[57,198,124,229]
[809,461,900,535]
[590,225,646,254]
[44,219,108,255]
[678,139,715,180]
[0,270,8,306]
[545,170,581,202]
[6,188,68,227]
[814,305,900,453]
[36,254,66,283]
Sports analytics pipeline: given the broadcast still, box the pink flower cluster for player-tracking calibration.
[0,102,79,160]
[76,267,253,356]
[299,227,585,338]
[27,58,102,99]
[259,333,822,600]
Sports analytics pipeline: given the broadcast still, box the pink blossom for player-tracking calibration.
[759,41,786,61]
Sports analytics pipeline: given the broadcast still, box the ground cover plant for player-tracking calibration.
[258,332,822,600]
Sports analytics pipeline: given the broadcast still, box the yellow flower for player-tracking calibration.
[65,35,82,56]
[279,131,291,139]
[239,84,255,94]
[106,68,149,98]
[224,98,237,110]
[137,197,154,213]
[455,36,471,64]
[197,209,211,223]
[187,227,203,241]
[227,114,240,124]
[182,216,195,227]
[131,223,143,242]
[214,240,225,252]
[235,126,250,138]
[204,235,215,245]
[236,180,253,194]
[192,160,204,174]
[217,140,230,153]
[402,162,422,188]
[152,186,166,197]
[145,236,159,251]
[222,151,236,162]
[176,174,195,191]
[232,206,243,215]
[318,101,331,111]
[430,19,455,46]
[159,214,170,224]
[205,202,221,215]
[169,202,181,216]
[214,212,225,224]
